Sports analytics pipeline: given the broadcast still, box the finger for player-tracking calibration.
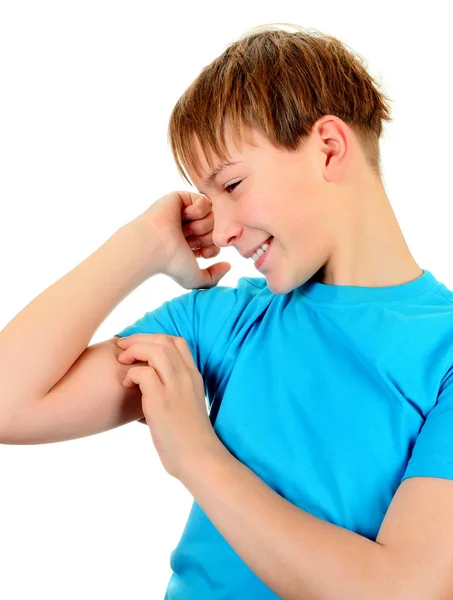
[195,261,232,289]
[172,336,201,374]
[192,248,214,260]
[182,211,214,238]
[116,333,178,349]
[121,342,177,385]
[177,190,208,214]
[199,245,220,259]
[182,195,212,220]
[117,350,136,364]
[191,246,218,260]
[189,230,218,250]
[123,365,140,387]
[123,365,159,389]
[187,242,220,260]
[118,342,160,364]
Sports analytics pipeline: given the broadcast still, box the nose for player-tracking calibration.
[212,220,243,250]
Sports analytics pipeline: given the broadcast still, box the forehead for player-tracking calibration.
[189,126,264,192]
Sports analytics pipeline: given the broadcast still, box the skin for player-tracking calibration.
[189,115,423,295]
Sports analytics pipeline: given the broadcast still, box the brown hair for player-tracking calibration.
[167,23,393,188]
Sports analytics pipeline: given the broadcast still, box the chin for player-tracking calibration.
[265,276,300,296]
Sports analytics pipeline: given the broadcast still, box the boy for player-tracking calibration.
[118,24,453,598]
[2,23,453,599]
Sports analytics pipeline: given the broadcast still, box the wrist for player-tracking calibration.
[110,220,164,283]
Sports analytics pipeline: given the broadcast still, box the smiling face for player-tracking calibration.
[188,117,344,294]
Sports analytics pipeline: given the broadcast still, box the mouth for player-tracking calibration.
[245,236,274,259]
[251,236,274,269]
[250,236,274,261]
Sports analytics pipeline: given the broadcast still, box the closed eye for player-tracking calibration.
[224,180,242,194]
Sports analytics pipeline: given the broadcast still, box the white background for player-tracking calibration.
[0,1,451,598]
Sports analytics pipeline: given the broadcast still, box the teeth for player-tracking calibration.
[251,238,272,262]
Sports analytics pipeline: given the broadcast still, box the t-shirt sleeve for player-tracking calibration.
[401,365,453,482]
[113,279,263,397]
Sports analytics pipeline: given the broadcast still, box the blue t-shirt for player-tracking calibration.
[115,268,453,599]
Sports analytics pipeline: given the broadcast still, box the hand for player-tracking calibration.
[116,333,222,481]
[132,191,231,290]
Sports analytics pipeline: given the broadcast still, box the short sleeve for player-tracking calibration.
[113,279,259,388]
[401,365,453,482]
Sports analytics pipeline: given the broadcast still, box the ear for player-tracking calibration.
[315,116,351,181]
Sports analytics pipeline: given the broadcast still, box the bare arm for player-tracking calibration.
[0,221,161,442]
[0,337,150,444]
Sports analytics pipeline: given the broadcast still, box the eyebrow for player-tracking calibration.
[202,160,242,190]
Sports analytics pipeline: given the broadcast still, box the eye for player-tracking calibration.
[224,180,242,194]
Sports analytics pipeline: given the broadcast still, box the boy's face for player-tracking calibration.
[189,118,343,294]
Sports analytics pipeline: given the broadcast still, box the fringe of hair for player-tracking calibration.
[167,23,393,187]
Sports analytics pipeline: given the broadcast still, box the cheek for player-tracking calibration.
[274,194,305,234]
[282,204,323,253]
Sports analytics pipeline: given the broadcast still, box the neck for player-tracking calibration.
[319,177,422,287]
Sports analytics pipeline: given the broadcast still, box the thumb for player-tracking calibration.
[198,262,232,289]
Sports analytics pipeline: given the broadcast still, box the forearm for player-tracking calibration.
[183,447,399,600]
[0,219,160,414]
